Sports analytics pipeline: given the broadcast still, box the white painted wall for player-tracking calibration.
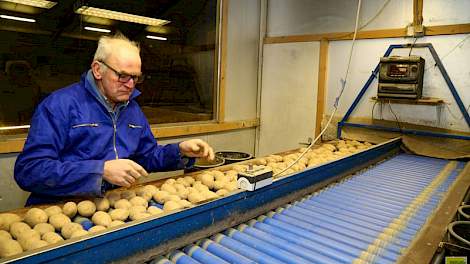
[267,0,411,36]
[258,42,319,156]
[224,0,260,121]
[423,0,470,26]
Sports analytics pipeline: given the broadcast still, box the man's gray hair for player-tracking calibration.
[93,33,140,62]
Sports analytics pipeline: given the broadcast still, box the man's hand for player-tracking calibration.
[179,139,215,160]
[103,159,148,187]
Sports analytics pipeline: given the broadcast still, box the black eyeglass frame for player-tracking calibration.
[98,60,144,84]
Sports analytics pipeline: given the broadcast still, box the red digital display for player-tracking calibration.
[388,64,409,77]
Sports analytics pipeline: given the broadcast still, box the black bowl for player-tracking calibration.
[215,151,252,164]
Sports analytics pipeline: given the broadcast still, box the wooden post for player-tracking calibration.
[315,39,329,137]
[218,0,229,122]
[413,0,424,34]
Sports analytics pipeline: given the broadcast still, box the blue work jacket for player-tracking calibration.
[14,72,187,205]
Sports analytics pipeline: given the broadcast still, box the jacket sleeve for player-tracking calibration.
[14,100,105,198]
[132,118,190,172]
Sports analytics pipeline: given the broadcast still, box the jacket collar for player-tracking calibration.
[81,70,141,110]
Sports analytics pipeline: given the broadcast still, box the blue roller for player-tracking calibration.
[168,250,202,264]
[258,215,376,257]
[183,245,229,264]
[198,239,256,264]
[304,196,423,229]
[297,199,419,234]
[269,211,403,258]
[224,228,311,264]
[238,223,350,264]
[212,234,284,264]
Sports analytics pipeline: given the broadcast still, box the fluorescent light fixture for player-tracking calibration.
[146,35,167,41]
[0,125,30,130]
[1,0,56,9]
[84,26,111,33]
[76,6,170,27]
[0,14,35,22]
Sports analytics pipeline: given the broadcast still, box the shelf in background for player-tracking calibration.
[371,97,445,106]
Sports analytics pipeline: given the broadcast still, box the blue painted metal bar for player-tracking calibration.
[426,43,470,127]
[338,42,470,138]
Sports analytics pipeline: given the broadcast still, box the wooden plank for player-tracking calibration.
[217,0,229,122]
[265,28,407,44]
[0,119,259,154]
[371,96,445,106]
[315,40,328,137]
[426,23,470,36]
[265,23,470,44]
[397,162,470,264]
[151,118,259,138]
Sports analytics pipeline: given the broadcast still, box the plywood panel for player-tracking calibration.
[259,42,320,156]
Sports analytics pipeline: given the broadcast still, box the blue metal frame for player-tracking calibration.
[5,139,401,264]
[337,43,470,140]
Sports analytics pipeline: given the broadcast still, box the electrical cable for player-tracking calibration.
[408,37,418,56]
[371,100,378,120]
[425,34,470,72]
[336,0,391,39]
[445,103,470,121]
[273,0,362,177]
[387,100,403,133]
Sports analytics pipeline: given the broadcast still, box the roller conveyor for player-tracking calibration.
[4,139,469,264]
[148,154,465,264]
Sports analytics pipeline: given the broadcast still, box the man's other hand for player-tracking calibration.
[103,159,148,187]
[179,139,215,161]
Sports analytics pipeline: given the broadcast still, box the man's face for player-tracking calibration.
[97,47,142,105]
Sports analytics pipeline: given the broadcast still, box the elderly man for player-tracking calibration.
[14,33,214,206]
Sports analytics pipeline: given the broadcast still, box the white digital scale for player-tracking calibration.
[237,165,273,191]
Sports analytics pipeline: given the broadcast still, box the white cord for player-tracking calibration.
[425,34,470,72]
[445,103,470,121]
[274,0,362,177]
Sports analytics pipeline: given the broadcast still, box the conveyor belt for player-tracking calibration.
[149,154,464,264]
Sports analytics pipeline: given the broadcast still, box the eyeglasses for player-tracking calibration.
[98,60,144,84]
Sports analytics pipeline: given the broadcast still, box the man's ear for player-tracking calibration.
[91,61,103,80]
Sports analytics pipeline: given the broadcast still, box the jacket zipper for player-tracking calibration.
[109,113,119,160]
[72,123,99,128]
[128,124,142,129]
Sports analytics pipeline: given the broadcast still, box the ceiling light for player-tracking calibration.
[146,35,167,41]
[1,0,56,9]
[76,6,170,27]
[84,26,110,33]
[0,14,35,22]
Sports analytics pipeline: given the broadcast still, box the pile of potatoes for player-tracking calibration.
[249,139,373,177]
[0,169,244,259]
